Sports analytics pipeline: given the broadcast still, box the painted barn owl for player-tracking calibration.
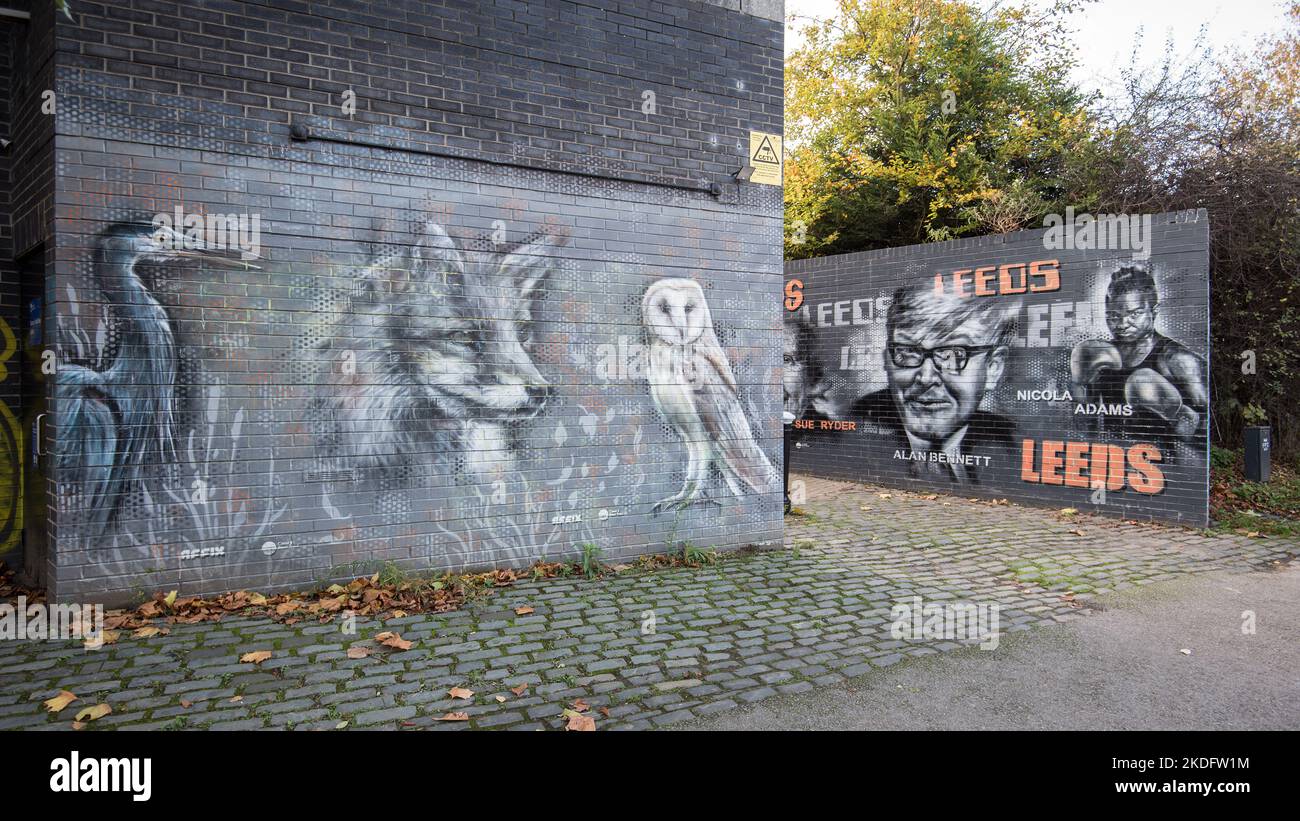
[641,278,780,511]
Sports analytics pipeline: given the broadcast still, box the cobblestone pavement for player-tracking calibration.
[3,475,1296,731]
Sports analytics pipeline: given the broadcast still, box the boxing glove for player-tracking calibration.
[1070,340,1123,386]
[1124,368,1198,437]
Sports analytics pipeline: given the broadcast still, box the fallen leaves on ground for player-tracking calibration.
[1210,459,1300,527]
[529,561,569,579]
[13,542,759,639]
[346,646,371,659]
[0,562,43,603]
[449,687,474,700]
[75,704,111,723]
[86,630,119,650]
[570,698,590,713]
[240,651,272,664]
[437,712,469,722]
[374,631,412,651]
[510,683,528,696]
[44,691,78,713]
[564,709,595,731]
[95,570,480,633]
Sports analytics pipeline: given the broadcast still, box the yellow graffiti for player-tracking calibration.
[0,318,24,554]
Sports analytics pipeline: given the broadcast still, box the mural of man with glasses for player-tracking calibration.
[850,284,1022,485]
[1070,265,1207,441]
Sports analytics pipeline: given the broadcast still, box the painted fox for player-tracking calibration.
[309,221,563,477]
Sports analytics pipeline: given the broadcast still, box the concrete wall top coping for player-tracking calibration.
[703,0,784,23]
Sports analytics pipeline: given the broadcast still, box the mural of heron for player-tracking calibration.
[57,222,256,534]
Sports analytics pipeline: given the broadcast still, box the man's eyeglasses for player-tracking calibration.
[888,344,997,374]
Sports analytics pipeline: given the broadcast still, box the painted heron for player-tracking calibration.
[56,222,258,535]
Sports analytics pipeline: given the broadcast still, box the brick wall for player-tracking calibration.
[45,0,785,603]
[1,0,56,583]
[785,210,1211,526]
[0,12,22,571]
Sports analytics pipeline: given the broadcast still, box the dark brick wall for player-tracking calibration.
[45,0,785,603]
[1,0,55,577]
[0,13,21,569]
[57,0,782,189]
[785,210,1211,526]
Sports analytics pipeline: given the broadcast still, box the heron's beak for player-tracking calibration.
[174,241,262,270]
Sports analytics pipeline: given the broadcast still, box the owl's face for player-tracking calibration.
[642,278,710,345]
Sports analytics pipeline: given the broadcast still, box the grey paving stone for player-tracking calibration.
[355,706,418,726]
[0,474,1292,733]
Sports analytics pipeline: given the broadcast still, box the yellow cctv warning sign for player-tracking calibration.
[748,131,782,185]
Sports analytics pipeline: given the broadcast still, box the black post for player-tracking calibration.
[783,412,794,514]
[1244,425,1271,483]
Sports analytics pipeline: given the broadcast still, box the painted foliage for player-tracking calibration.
[784,210,1210,525]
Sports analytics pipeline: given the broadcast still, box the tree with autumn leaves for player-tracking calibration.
[786,0,1300,460]
[785,0,1091,254]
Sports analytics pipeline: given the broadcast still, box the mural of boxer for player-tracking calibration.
[1070,265,1208,444]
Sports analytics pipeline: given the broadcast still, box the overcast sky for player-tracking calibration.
[785,0,1289,95]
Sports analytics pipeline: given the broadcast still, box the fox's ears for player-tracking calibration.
[353,222,463,296]
[498,233,564,300]
[413,221,466,278]
[399,221,563,298]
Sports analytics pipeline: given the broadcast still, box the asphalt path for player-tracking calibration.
[682,563,1300,730]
